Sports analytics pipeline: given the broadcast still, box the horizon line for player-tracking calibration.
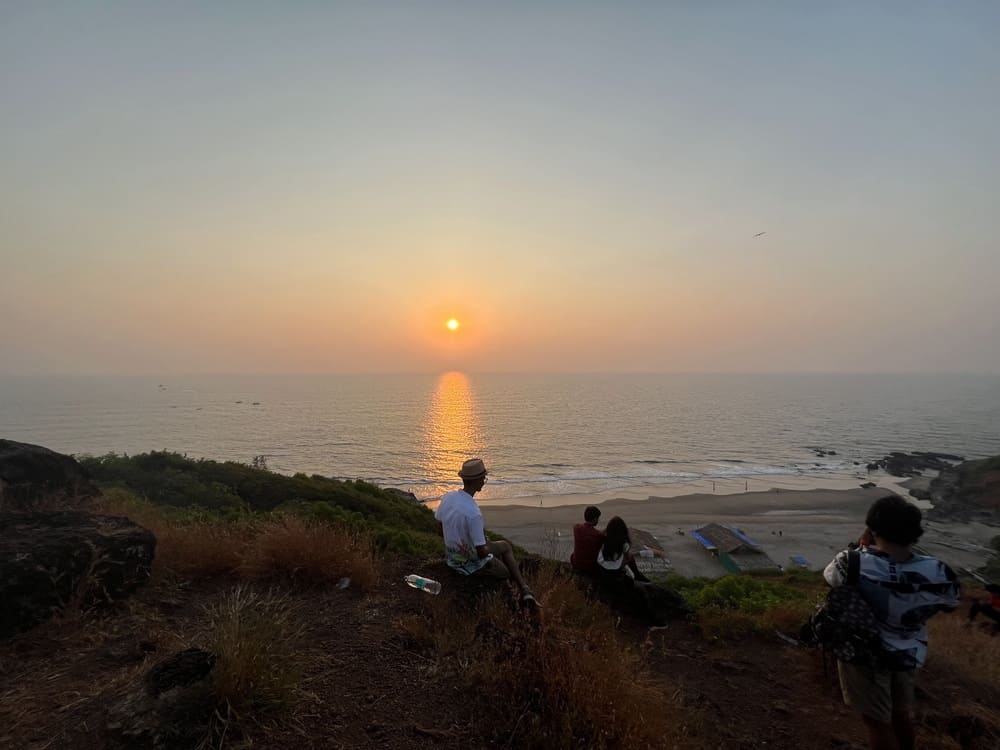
[2,370,999,378]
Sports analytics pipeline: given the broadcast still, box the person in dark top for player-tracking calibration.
[571,505,605,576]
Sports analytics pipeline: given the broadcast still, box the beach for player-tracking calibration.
[481,485,997,578]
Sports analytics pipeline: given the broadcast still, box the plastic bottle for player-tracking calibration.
[404,574,442,595]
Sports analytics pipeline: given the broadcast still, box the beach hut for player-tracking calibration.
[693,523,779,573]
[630,527,672,574]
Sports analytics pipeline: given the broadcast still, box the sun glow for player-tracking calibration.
[446,318,460,331]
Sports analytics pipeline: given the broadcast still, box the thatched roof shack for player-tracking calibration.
[693,522,780,573]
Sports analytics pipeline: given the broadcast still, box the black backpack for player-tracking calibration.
[801,551,883,667]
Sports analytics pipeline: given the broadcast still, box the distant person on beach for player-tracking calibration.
[570,505,605,577]
[967,583,1000,630]
[823,494,960,750]
[434,458,537,606]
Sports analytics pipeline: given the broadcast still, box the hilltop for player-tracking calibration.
[1,449,999,749]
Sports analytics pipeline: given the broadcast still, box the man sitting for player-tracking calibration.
[571,505,605,576]
[434,458,536,606]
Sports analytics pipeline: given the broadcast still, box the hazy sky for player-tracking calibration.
[3,2,998,374]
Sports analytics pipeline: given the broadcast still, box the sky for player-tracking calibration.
[2,2,998,375]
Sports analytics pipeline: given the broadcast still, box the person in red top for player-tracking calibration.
[571,506,605,576]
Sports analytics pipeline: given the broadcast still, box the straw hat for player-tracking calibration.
[458,458,488,479]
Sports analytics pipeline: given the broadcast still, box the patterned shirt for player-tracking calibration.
[434,489,490,575]
[823,546,960,668]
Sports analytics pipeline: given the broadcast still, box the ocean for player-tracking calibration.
[2,373,998,504]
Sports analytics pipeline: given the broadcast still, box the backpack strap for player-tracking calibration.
[846,550,861,586]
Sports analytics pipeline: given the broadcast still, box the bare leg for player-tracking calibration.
[485,540,530,594]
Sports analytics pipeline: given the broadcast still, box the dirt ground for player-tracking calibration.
[1,558,997,750]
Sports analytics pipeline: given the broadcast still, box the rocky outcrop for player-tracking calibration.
[0,511,155,638]
[106,648,217,749]
[0,439,99,510]
[927,455,1000,524]
[867,451,964,478]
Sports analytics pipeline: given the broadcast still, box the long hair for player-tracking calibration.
[601,516,631,560]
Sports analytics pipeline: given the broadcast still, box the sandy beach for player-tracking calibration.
[482,485,997,579]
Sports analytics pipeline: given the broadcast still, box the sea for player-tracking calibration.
[2,373,999,506]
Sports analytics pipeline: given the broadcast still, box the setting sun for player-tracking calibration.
[446,318,460,331]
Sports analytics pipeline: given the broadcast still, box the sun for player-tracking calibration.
[446,318,460,331]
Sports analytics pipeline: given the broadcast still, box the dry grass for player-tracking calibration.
[927,604,1000,699]
[206,585,305,743]
[93,490,378,590]
[400,562,701,750]
[242,516,378,590]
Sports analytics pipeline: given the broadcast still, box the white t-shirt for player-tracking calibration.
[597,542,630,572]
[434,489,490,574]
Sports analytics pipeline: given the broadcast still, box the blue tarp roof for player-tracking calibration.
[731,527,759,547]
[691,530,717,551]
[789,555,810,568]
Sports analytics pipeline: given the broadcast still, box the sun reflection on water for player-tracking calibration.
[422,371,483,506]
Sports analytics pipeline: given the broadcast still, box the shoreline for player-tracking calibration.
[479,485,996,579]
[470,470,917,509]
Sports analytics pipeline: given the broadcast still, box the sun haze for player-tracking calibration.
[2,4,999,374]
[447,319,460,332]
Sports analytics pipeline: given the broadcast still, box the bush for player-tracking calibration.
[95,489,247,578]
[243,517,378,590]
[95,489,380,588]
[656,573,817,640]
[80,452,438,536]
[399,562,699,749]
[690,575,806,614]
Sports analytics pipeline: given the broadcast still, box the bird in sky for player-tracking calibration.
[752,231,766,238]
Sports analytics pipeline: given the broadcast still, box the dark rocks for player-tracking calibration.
[866,451,964,478]
[807,447,838,458]
[106,649,217,749]
[860,482,877,489]
[0,511,155,638]
[145,648,216,697]
[908,487,931,501]
[0,439,99,510]
[926,455,1000,524]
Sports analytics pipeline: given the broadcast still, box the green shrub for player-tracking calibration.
[80,451,439,546]
[691,575,805,614]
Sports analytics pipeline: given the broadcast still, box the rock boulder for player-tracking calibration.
[106,648,217,749]
[0,511,155,638]
[0,439,99,510]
